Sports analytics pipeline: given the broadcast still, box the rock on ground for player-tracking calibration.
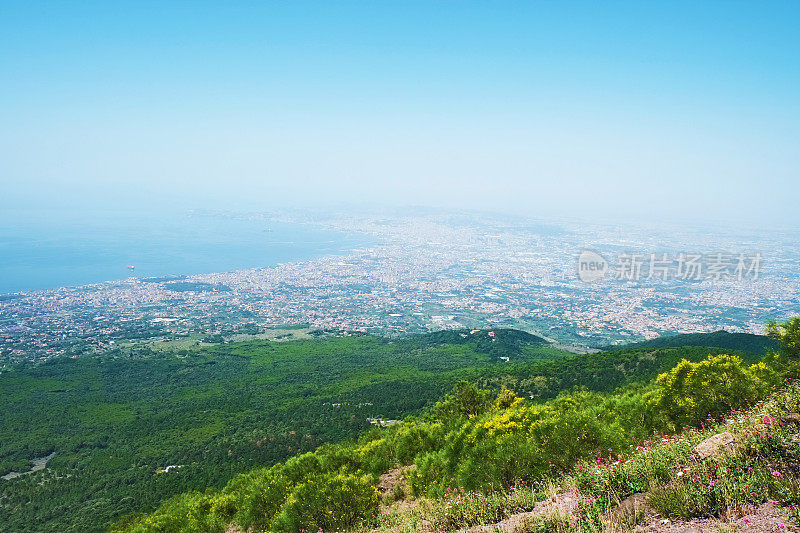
[459,492,581,532]
[692,431,735,460]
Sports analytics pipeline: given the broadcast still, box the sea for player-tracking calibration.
[0,209,373,295]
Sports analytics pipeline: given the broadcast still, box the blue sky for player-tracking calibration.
[1,1,798,227]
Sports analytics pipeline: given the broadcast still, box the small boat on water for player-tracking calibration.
[127,265,135,270]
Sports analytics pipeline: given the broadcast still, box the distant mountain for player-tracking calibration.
[605,330,779,355]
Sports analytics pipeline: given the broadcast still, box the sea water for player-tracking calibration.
[0,209,372,294]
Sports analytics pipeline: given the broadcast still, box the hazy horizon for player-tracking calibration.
[2,2,799,228]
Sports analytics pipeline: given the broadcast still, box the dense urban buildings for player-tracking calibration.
[2,210,798,361]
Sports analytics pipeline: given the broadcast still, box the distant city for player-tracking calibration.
[2,208,798,361]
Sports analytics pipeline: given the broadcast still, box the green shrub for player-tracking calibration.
[228,468,292,530]
[654,354,778,428]
[392,420,442,465]
[409,449,449,497]
[115,492,224,533]
[270,471,379,532]
[282,452,323,483]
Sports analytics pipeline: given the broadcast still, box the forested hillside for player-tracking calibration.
[112,320,800,532]
[0,328,786,532]
[606,330,780,354]
[0,329,559,532]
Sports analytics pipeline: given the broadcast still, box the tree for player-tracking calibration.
[766,317,800,358]
[433,381,492,421]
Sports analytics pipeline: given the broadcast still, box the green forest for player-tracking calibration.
[0,327,792,532]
